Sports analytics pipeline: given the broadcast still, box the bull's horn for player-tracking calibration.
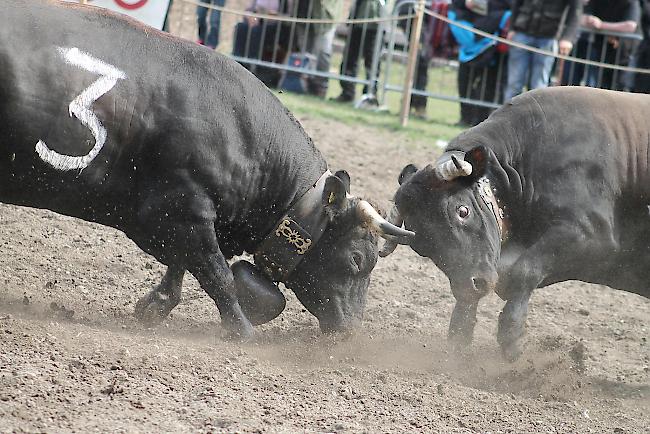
[378,203,405,257]
[435,155,472,181]
[356,200,415,240]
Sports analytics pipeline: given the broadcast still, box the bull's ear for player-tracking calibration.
[322,175,348,211]
[333,170,351,193]
[464,145,490,178]
[398,164,418,185]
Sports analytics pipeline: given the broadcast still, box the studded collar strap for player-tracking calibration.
[254,170,332,282]
[476,177,507,242]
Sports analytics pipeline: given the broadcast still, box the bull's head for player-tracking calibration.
[284,170,414,334]
[382,146,503,304]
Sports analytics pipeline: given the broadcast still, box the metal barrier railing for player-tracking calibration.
[161,0,650,125]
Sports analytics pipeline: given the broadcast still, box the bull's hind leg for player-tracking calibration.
[135,266,185,326]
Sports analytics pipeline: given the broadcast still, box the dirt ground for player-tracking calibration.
[1,3,649,433]
[1,107,649,433]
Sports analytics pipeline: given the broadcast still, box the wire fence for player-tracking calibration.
[165,0,650,125]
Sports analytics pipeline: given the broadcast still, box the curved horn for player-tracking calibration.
[435,155,472,181]
[356,200,415,240]
[378,203,404,257]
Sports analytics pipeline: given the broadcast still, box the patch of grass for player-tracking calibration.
[276,90,464,149]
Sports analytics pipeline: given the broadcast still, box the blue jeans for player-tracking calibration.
[197,0,225,49]
[504,32,557,101]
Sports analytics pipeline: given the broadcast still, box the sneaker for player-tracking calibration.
[330,94,354,103]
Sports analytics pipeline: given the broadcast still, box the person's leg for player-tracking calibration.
[504,32,532,101]
[362,27,379,95]
[309,25,336,97]
[563,35,588,85]
[457,62,474,126]
[338,25,362,101]
[529,37,556,90]
[197,5,208,43]
[411,51,429,111]
[206,0,224,49]
[232,21,251,58]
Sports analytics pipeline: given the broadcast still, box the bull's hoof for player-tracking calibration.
[222,319,255,342]
[448,328,473,353]
[134,290,179,326]
[497,323,526,362]
[500,338,524,362]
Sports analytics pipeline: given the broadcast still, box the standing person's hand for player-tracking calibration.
[507,30,516,39]
[558,39,573,55]
[586,15,602,29]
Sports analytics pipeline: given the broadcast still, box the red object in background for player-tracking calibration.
[114,0,148,10]
[496,15,510,54]
[427,2,458,59]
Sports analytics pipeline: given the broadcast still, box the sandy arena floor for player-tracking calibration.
[1,106,648,432]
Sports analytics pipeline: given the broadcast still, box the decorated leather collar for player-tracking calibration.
[254,170,332,282]
[476,177,507,242]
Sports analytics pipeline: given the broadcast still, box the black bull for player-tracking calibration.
[385,87,650,360]
[0,0,412,339]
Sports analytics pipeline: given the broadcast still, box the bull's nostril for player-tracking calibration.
[472,277,489,293]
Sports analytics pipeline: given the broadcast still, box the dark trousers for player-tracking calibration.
[634,41,650,93]
[563,35,619,89]
[197,0,225,49]
[339,25,379,98]
[411,51,430,109]
[233,21,289,87]
[457,55,504,126]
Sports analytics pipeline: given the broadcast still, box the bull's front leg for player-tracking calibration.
[497,288,534,361]
[495,222,613,361]
[135,265,185,326]
[448,299,479,350]
[185,224,254,341]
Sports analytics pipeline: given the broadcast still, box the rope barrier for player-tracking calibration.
[424,8,650,75]
[181,0,415,25]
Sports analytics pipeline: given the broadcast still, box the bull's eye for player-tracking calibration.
[350,251,363,274]
[457,205,470,219]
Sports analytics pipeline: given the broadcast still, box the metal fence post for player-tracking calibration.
[399,0,424,127]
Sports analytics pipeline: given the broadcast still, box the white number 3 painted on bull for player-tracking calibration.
[36,47,126,171]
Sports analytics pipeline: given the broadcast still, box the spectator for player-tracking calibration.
[449,0,511,127]
[232,0,291,86]
[293,0,343,98]
[331,0,385,103]
[197,0,226,49]
[564,0,640,89]
[504,0,582,101]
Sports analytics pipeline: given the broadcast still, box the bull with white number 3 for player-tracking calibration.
[0,0,413,339]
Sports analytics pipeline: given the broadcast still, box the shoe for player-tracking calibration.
[330,94,354,103]
[197,39,205,45]
[412,106,427,120]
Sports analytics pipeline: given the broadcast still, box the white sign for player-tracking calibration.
[66,0,171,30]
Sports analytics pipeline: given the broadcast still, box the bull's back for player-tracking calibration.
[0,0,321,227]
[465,87,650,200]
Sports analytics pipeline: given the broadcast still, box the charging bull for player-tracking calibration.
[383,87,650,360]
[0,0,413,339]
